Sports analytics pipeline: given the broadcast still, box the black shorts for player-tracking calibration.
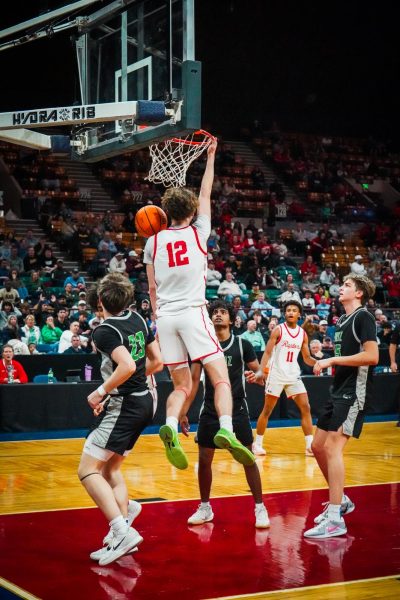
[90,391,154,455]
[317,391,366,439]
[197,407,253,449]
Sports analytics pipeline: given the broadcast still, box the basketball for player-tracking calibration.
[135,205,168,238]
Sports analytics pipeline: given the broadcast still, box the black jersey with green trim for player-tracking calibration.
[202,334,257,415]
[332,307,377,401]
[92,310,154,395]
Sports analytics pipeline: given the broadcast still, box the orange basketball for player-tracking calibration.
[135,205,168,238]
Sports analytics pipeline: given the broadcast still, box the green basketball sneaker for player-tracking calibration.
[159,424,189,470]
[213,428,255,466]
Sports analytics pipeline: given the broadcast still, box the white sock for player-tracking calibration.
[327,504,342,522]
[255,502,265,510]
[110,515,128,537]
[127,499,139,520]
[305,434,313,449]
[166,416,179,431]
[219,415,233,432]
[256,435,264,447]
[200,502,211,509]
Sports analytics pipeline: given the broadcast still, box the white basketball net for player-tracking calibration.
[146,130,214,187]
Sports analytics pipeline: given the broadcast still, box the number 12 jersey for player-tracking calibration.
[144,214,210,316]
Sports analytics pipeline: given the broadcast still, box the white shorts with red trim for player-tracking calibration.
[265,375,306,398]
[156,305,222,366]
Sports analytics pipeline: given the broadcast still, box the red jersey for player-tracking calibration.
[0,359,28,384]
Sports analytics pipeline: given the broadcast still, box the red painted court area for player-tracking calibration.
[0,484,399,600]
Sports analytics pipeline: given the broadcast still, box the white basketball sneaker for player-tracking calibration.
[252,443,266,456]
[314,496,355,525]
[99,528,143,566]
[187,504,214,525]
[255,505,270,529]
[90,500,142,560]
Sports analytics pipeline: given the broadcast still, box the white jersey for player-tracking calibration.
[269,323,305,381]
[144,214,210,316]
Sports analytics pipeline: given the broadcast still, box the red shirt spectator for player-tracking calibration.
[387,275,400,299]
[300,256,318,276]
[0,345,28,384]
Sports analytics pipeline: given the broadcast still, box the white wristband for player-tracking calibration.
[97,384,106,396]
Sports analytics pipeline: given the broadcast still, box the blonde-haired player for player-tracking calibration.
[144,139,254,470]
[252,300,317,456]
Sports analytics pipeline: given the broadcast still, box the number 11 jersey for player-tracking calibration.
[269,323,305,381]
[144,214,210,316]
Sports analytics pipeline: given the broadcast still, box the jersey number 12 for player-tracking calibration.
[166,241,189,267]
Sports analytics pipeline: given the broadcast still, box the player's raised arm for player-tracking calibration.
[197,138,217,219]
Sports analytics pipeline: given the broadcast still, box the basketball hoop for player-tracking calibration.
[146,130,216,188]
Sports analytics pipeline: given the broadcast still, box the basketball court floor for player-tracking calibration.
[0,420,399,599]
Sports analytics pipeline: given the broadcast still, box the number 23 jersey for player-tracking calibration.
[144,214,210,315]
[269,323,305,381]
[92,310,154,395]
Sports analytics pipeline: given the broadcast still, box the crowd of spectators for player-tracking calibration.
[1,131,400,382]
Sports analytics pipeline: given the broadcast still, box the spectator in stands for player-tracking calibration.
[251,167,265,189]
[39,247,57,274]
[97,231,117,254]
[248,282,262,304]
[300,255,318,277]
[64,268,86,291]
[230,234,244,255]
[20,230,39,254]
[9,269,27,300]
[301,272,319,295]
[62,334,85,355]
[54,307,70,332]
[322,336,334,355]
[20,314,41,346]
[315,295,331,320]
[0,280,20,304]
[0,239,12,261]
[329,276,341,298]
[0,259,10,284]
[0,301,22,330]
[41,315,62,349]
[232,314,246,336]
[206,260,222,287]
[2,314,23,344]
[350,254,367,275]
[248,292,274,319]
[23,247,40,273]
[231,295,247,322]
[217,272,245,303]
[89,243,111,279]
[311,319,329,343]
[386,273,400,307]
[319,264,336,286]
[63,283,78,307]
[58,321,88,353]
[301,339,330,374]
[240,319,266,354]
[292,223,309,256]
[51,259,68,287]
[114,233,127,255]
[0,345,28,384]
[9,247,24,273]
[302,289,316,312]
[122,211,136,233]
[224,254,239,278]
[314,284,330,305]
[281,273,301,292]
[125,250,144,279]
[28,342,41,355]
[253,310,269,340]
[378,322,393,347]
[309,231,329,264]
[108,251,127,275]
[26,270,43,299]
[279,283,301,306]
[73,224,92,260]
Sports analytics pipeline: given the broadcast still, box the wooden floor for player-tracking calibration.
[0,421,399,599]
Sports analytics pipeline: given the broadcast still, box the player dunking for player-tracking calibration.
[144,139,254,469]
[304,274,378,538]
[252,301,317,456]
[78,273,163,565]
[181,301,270,528]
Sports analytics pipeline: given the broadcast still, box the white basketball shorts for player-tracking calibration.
[156,305,222,366]
[265,374,307,398]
